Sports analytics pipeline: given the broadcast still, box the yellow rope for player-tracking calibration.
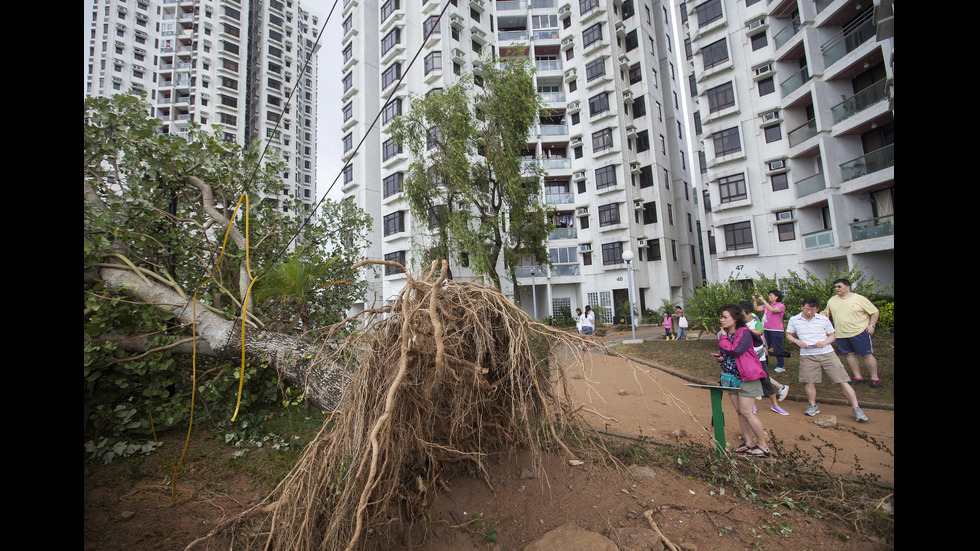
[160,191,255,502]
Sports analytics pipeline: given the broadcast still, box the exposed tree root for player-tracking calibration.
[187,260,611,551]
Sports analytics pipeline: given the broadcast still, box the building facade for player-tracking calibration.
[341,0,705,323]
[675,0,894,292]
[84,0,323,220]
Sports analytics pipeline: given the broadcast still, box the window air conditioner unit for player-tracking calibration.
[761,110,778,122]
[573,171,586,181]
[755,64,772,76]
[769,160,785,170]
[776,210,793,221]
[748,18,764,30]
[579,244,592,252]
[576,207,588,216]
[637,239,646,247]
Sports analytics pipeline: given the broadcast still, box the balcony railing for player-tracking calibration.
[822,9,876,67]
[535,59,563,71]
[795,171,826,198]
[544,192,574,204]
[516,265,547,278]
[788,118,818,147]
[802,228,835,250]
[850,214,894,242]
[773,18,803,50]
[498,30,529,41]
[840,143,894,182]
[540,91,566,103]
[497,0,527,10]
[831,79,888,124]
[539,124,568,136]
[548,227,577,240]
[780,65,811,96]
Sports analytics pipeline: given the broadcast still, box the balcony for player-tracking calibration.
[821,9,876,68]
[787,118,818,148]
[498,30,529,41]
[802,228,834,250]
[497,0,527,10]
[773,18,803,51]
[545,192,574,205]
[840,144,894,182]
[780,65,810,96]
[850,215,894,242]
[535,59,563,72]
[548,227,577,240]
[538,124,568,137]
[540,91,566,103]
[831,79,888,125]
[539,157,572,170]
[795,171,826,198]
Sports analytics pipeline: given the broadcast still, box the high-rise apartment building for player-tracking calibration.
[342,0,704,322]
[674,0,894,290]
[84,0,323,219]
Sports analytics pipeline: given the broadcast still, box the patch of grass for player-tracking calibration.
[612,332,894,406]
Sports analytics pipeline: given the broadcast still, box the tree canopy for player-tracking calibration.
[83,94,371,460]
[388,52,554,293]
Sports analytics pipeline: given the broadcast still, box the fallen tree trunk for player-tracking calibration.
[96,264,349,412]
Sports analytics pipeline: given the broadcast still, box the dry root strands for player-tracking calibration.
[190,260,606,551]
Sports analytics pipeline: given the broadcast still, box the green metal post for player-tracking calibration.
[709,388,726,457]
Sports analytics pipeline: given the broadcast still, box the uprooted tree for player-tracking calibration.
[85,94,607,550]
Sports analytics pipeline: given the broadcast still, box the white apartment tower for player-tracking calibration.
[84,0,323,220]
[674,0,894,290]
[341,0,705,322]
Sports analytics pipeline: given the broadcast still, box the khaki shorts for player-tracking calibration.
[722,378,763,399]
[799,352,850,384]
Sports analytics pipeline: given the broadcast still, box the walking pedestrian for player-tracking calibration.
[785,298,869,422]
[738,301,789,415]
[675,306,688,340]
[662,312,673,340]
[754,290,787,373]
[821,278,883,387]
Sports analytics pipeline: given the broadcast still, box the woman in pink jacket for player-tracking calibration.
[712,305,772,457]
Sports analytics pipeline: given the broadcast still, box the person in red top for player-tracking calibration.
[754,290,787,373]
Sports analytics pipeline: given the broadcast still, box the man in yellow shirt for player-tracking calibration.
[821,278,882,387]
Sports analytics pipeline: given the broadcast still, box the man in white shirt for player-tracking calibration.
[785,298,868,422]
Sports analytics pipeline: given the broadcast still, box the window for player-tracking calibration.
[628,63,642,84]
[632,96,646,118]
[595,165,617,189]
[384,251,406,275]
[381,0,400,23]
[771,172,789,191]
[585,58,605,81]
[718,173,747,203]
[583,23,602,48]
[751,31,768,51]
[647,239,662,261]
[758,76,775,96]
[383,211,405,236]
[764,124,782,143]
[343,164,353,185]
[598,203,620,226]
[343,132,353,153]
[381,28,401,55]
[424,51,442,75]
[624,30,638,52]
[588,92,609,116]
[638,165,654,188]
[579,0,598,15]
[382,62,401,89]
[643,201,657,224]
[382,137,402,160]
[423,15,441,37]
[695,0,723,28]
[342,102,353,122]
[706,81,735,112]
[383,172,403,198]
[712,127,741,157]
[342,72,352,92]
[382,98,402,125]
[723,221,753,251]
[701,38,729,70]
[342,15,352,35]
[592,128,613,152]
[601,242,623,265]
[635,131,650,152]
[776,221,796,241]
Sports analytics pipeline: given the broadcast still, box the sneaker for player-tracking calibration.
[776,385,789,402]
[853,407,869,422]
[804,404,820,416]
[771,405,789,416]
[753,405,757,414]
[848,377,864,386]
[774,367,785,373]
[869,379,884,388]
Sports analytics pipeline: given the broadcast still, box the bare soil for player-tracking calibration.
[83,348,894,551]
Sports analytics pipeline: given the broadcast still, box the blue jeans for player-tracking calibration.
[765,330,785,369]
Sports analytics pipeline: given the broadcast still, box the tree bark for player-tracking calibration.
[96,265,349,412]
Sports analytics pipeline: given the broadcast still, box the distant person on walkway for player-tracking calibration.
[580,305,595,351]
[675,306,688,340]
[712,305,772,457]
[575,308,584,333]
[662,312,673,340]
[785,298,869,422]
[738,301,789,416]
[754,290,787,373]
[821,278,883,387]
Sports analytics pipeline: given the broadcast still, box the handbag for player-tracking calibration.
[720,371,742,388]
